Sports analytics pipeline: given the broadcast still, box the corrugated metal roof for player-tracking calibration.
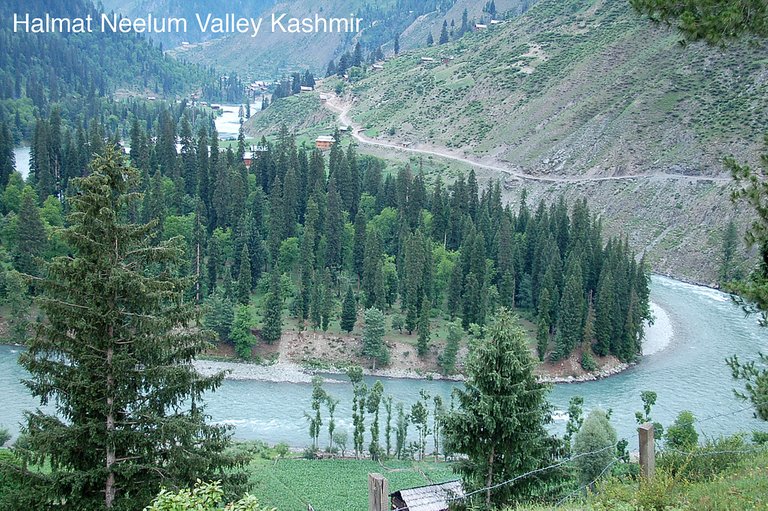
[392,480,464,511]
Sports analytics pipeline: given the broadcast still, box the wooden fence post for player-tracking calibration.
[368,473,389,511]
[638,422,655,481]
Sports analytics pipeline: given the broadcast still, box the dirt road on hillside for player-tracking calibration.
[323,95,730,185]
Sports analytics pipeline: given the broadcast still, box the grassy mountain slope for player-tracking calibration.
[350,0,767,178]
[339,0,766,283]
[244,0,764,284]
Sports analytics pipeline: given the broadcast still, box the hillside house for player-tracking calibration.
[420,57,436,64]
[390,480,464,511]
[300,86,314,92]
[316,135,335,150]
[475,23,488,30]
[372,63,384,71]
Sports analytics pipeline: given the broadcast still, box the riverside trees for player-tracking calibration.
[2,105,650,367]
[444,309,556,508]
[17,147,244,510]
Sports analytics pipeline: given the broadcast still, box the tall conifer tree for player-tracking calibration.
[19,147,243,510]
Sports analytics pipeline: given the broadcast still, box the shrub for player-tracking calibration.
[573,409,617,488]
[659,434,748,481]
[581,351,598,372]
[144,480,275,511]
[665,411,698,450]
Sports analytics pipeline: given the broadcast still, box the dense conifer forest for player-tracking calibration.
[1,103,651,366]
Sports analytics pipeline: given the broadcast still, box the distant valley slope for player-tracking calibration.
[164,0,532,79]
[248,0,765,283]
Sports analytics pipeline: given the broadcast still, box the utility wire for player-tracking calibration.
[555,457,619,508]
[390,444,617,511]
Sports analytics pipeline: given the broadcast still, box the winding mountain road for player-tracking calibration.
[323,95,731,185]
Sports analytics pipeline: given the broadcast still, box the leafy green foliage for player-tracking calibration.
[573,409,617,487]
[145,480,274,511]
[665,410,698,450]
[635,390,664,438]
[231,305,256,360]
[630,0,768,45]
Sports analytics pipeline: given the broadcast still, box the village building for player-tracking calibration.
[390,480,464,511]
[315,135,335,150]
[300,85,314,92]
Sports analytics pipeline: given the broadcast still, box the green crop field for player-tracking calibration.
[247,457,457,511]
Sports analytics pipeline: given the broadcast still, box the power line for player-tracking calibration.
[390,444,618,511]
[555,457,619,507]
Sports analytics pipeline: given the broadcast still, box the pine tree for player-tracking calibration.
[439,20,450,44]
[537,287,552,361]
[18,147,244,510]
[363,307,388,369]
[236,244,251,305]
[206,235,220,295]
[13,189,47,277]
[204,289,234,342]
[230,305,255,359]
[0,121,15,189]
[593,270,615,356]
[417,303,431,357]
[426,32,434,46]
[262,269,283,344]
[444,308,554,507]
[554,264,585,360]
[393,34,400,55]
[720,219,739,283]
[362,228,385,309]
[325,176,344,271]
[341,286,357,333]
[447,258,463,319]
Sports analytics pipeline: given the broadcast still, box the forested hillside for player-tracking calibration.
[0,0,244,140]
[2,102,650,369]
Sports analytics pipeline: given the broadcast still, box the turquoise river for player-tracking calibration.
[1,276,765,449]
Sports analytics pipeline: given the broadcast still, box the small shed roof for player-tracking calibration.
[316,135,335,143]
[390,480,464,511]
